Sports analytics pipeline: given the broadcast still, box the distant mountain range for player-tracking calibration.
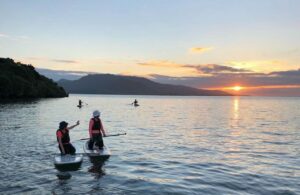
[36,68,89,81]
[58,74,231,96]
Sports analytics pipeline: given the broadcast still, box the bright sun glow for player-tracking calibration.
[232,86,242,91]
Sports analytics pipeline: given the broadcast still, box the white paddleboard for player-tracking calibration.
[83,141,111,159]
[54,154,83,170]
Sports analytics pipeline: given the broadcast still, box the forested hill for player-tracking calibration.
[58,74,231,96]
[0,58,68,99]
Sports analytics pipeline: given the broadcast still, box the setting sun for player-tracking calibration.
[232,86,243,91]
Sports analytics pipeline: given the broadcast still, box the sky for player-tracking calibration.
[1,0,300,96]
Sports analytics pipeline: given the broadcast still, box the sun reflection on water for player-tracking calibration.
[232,97,240,129]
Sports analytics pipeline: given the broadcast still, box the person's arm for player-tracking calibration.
[67,120,80,130]
[57,137,65,154]
[100,119,106,137]
[89,119,93,138]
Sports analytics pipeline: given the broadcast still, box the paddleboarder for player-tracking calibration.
[132,99,139,106]
[88,110,107,150]
[78,99,83,108]
[56,120,80,155]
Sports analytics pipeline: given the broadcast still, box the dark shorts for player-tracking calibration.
[88,133,104,150]
[59,143,76,155]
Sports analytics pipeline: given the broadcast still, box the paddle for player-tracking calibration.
[79,133,126,141]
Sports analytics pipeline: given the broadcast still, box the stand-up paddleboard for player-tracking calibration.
[54,154,83,171]
[83,141,111,160]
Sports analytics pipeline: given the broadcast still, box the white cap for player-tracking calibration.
[93,110,100,117]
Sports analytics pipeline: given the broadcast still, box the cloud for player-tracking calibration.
[136,60,254,77]
[183,64,252,74]
[189,47,213,53]
[228,60,283,66]
[149,68,300,96]
[24,57,78,64]
[26,57,44,61]
[228,60,286,73]
[270,69,300,77]
[137,60,181,67]
[50,59,78,64]
[0,33,8,38]
[0,33,29,41]
[137,61,251,74]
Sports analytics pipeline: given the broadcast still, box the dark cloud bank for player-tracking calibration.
[151,65,300,96]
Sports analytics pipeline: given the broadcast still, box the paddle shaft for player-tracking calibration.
[80,133,126,140]
[105,133,126,137]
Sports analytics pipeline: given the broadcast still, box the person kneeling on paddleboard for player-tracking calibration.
[88,110,106,150]
[56,120,80,155]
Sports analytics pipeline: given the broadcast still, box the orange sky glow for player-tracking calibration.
[204,85,300,96]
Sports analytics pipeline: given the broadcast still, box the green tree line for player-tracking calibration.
[0,58,68,99]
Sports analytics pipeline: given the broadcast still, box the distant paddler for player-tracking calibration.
[132,99,139,106]
[78,99,83,108]
[78,99,88,108]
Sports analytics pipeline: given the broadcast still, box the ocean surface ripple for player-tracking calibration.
[0,95,299,194]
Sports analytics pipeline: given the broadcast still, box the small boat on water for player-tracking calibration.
[83,141,111,160]
[54,154,83,171]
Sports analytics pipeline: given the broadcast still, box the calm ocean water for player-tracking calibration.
[0,95,299,194]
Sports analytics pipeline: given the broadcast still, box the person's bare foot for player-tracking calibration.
[94,146,100,153]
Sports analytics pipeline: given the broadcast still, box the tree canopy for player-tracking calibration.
[0,58,68,99]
